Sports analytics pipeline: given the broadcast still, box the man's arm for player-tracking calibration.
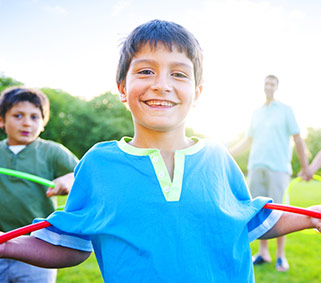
[229,136,253,157]
[293,134,313,180]
[0,235,91,268]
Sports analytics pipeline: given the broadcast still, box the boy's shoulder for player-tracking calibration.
[30,138,68,150]
[26,138,77,159]
[198,138,231,159]
[81,140,119,158]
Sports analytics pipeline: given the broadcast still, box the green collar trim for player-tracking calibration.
[118,137,204,202]
[118,136,204,156]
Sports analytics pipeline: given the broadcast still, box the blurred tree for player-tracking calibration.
[41,89,134,158]
[303,127,321,175]
[285,127,321,176]
[228,132,250,175]
[0,74,23,93]
[40,88,87,158]
[0,75,24,139]
[87,92,134,146]
[305,127,321,159]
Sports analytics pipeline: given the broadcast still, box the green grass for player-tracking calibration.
[57,253,103,282]
[55,180,321,282]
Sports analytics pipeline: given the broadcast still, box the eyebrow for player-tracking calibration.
[131,59,193,70]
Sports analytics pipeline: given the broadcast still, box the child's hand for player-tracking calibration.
[0,232,6,258]
[308,205,321,232]
[46,173,74,197]
[298,167,314,181]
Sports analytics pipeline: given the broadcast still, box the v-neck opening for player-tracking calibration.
[118,137,204,201]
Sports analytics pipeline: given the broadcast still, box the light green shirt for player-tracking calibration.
[0,138,78,232]
[248,101,300,174]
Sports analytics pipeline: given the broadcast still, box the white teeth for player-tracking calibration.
[145,100,174,106]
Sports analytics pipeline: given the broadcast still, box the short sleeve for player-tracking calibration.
[51,143,79,178]
[31,157,95,251]
[247,201,282,242]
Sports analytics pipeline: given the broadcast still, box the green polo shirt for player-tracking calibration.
[0,138,78,232]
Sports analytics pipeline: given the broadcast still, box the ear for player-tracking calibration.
[0,116,4,131]
[193,84,203,106]
[118,82,127,103]
[40,124,45,133]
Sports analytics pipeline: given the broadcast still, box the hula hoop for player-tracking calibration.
[283,175,321,204]
[0,167,65,210]
[0,221,51,244]
[0,167,55,187]
[264,203,321,219]
[1,203,320,244]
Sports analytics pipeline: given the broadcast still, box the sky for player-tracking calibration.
[1,0,321,143]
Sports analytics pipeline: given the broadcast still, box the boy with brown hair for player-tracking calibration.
[0,87,78,282]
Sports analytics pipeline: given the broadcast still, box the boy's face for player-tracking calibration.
[0,101,45,145]
[264,77,278,100]
[118,44,202,134]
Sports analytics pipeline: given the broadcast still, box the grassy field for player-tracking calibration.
[56,179,321,282]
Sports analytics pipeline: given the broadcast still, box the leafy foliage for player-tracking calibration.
[304,127,321,175]
[40,89,134,158]
[0,75,24,140]
[0,73,23,93]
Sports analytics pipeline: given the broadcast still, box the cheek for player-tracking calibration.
[126,82,148,100]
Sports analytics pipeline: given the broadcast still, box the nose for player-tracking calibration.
[22,116,33,126]
[151,72,172,94]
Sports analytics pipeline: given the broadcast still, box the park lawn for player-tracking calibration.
[56,180,321,282]
[57,253,103,283]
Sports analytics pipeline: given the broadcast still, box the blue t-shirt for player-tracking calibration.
[248,101,300,174]
[33,138,281,282]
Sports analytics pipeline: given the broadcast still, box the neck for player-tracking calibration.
[130,128,194,152]
[265,97,275,106]
[129,127,194,181]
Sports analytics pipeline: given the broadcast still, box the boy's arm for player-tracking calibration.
[0,235,91,268]
[293,134,313,181]
[229,136,253,157]
[260,205,321,239]
[47,172,75,197]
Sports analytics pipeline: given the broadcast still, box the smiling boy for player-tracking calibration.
[1,20,321,283]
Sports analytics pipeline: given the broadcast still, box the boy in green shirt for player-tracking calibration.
[0,87,78,282]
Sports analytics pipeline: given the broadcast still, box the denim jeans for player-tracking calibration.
[0,259,57,283]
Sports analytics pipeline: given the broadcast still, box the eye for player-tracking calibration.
[31,115,40,121]
[14,114,23,119]
[138,69,153,75]
[172,72,188,79]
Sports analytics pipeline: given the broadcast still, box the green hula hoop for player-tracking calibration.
[283,175,321,204]
[0,167,66,210]
[283,175,321,234]
[0,167,55,187]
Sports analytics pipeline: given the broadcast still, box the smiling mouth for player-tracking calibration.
[144,99,177,107]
